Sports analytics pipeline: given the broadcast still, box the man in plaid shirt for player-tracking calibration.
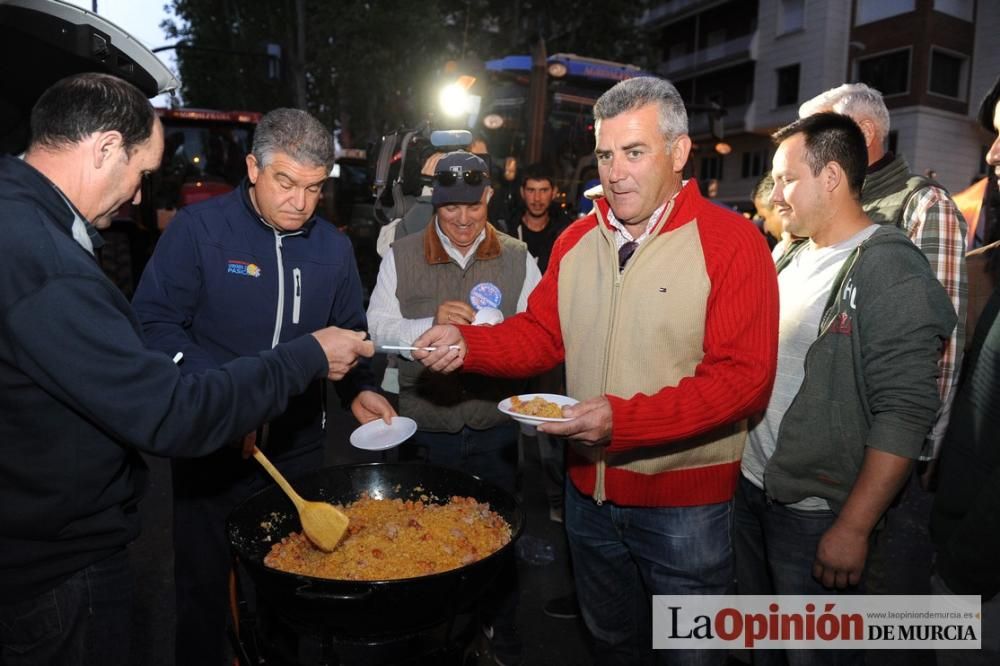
[799,83,966,465]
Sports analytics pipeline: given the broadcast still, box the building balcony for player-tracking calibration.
[657,32,755,79]
[688,102,750,136]
[640,0,725,28]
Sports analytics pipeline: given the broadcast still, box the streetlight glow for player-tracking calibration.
[439,83,471,118]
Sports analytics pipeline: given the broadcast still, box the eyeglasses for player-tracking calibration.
[619,240,638,272]
[433,170,489,187]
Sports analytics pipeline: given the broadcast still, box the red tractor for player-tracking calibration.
[101,107,261,296]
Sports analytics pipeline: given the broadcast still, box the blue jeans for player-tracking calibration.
[733,475,864,666]
[0,549,133,666]
[565,481,733,666]
[409,423,518,493]
[535,432,566,508]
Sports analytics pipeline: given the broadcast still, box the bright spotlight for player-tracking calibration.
[439,83,471,118]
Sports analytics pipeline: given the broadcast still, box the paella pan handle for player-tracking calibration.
[294,583,375,602]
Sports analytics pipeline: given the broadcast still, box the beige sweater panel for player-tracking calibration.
[558,212,746,474]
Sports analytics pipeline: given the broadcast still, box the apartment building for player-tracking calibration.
[643,0,997,206]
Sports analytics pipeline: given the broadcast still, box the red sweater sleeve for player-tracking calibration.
[606,216,778,451]
[462,220,591,376]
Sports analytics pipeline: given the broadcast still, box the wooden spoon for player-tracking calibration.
[251,446,348,552]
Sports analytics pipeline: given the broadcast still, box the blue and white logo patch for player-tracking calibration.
[227,260,262,278]
[469,282,502,310]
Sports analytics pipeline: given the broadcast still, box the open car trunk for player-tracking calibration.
[0,0,178,154]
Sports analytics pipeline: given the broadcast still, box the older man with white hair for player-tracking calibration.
[799,82,966,466]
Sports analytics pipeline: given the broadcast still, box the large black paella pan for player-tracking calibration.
[226,462,525,637]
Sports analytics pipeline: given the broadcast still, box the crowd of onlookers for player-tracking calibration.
[1,67,998,666]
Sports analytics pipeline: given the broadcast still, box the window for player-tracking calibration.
[929,48,967,99]
[778,0,805,34]
[742,149,770,179]
[776,64,800,107]
[700,155,723,182]
[934,0,973,21]
[857,49,910,96]
[855,0,915,25]
[706,29,726,48]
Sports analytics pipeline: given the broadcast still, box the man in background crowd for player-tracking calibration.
[509,163,573,272]
[751,173,784,253]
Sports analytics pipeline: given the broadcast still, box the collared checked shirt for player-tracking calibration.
[605,181,685,251]
[901,185,967,459]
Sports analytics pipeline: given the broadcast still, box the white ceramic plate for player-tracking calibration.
[349,416,418,451]
[497,393,579,427]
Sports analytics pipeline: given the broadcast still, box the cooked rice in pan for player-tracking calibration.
[263,494,511,580]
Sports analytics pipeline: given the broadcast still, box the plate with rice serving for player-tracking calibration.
[497,393,579,427]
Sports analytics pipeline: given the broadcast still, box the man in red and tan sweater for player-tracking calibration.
[415,76,778,665]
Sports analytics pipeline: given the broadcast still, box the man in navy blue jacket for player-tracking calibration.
[132,107,395,665]
[0,74,373,666]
